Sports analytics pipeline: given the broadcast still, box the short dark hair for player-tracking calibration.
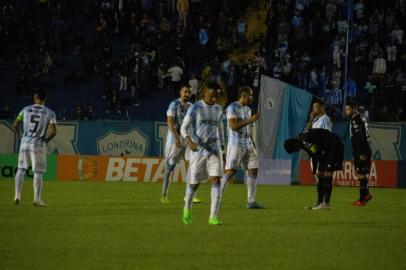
[284,138,302,154]
[206,81,220,91]
[345,101,358,108]
[313,99,325,107]
[34,89,48,101]
[238,86,252,98]
[180,84,190,91]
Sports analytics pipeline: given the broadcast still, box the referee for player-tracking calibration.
[284,128,344,210]
[344,102,373,206]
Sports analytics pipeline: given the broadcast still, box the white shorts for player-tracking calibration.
[18,142,46,173]
[187,153,223,184]
[165,142,189,166]
[225,144,259,171]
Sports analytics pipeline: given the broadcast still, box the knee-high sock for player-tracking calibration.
[162,164,175,197]
[317,177,323,205]
[220,174,230,197]
[247,175,257,203]
[14,168,26,200]
[322,176,333,204]
[210,182,221,219]
[33,172,43,202]
[359,177,369,201]
[184,184,199,211]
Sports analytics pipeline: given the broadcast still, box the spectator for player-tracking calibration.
[326,81,343,118]
[167,63,183,97]
[177,0,189,29]
[73,105,83,120]
[308,66,319,95]
[119,57,130,91]
[345,76,357,101]
[373,52,387,75]
[188,74,198,102]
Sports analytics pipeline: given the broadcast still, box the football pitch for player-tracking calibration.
[0,180,405,270]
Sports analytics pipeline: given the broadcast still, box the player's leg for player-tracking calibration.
[311,171,332,210]
[220,144,240,196]
[182,154,205,224]
[353,157,372,206]
[245,145,264,209]
[207,154,224,225]
[14,143,29,204]
[161,143,180,203]
[31,144,47,206]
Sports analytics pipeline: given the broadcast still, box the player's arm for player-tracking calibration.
[306,111,317,130]
[228,113,260,131]
[167,116,181,147]
[181,109,198,151]
[13,112,24,137]
[45,123,57,143]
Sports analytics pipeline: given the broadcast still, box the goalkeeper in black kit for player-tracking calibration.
[345,102,373,206]
[284,128,344,210]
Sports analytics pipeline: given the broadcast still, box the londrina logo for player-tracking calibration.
[97,128,149,157]
[265,97,274,110]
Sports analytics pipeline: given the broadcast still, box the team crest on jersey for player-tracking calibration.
[265,97,274,110]
[97,128,149,156]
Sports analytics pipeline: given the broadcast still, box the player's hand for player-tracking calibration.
[186,137,198,151]
[360,155,368,161]
[309,111,317,121]
[250,113,260,123]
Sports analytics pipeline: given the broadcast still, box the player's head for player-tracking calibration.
[344,101,358,118]
[312,99,326,116]
[238,86,254,105]
[202,82,220,105]
[33,89,48,104]
[179,85,191,102]
[284,138,302,154]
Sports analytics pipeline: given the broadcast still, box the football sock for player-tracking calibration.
[322,176,333,204]
[247,175,257,203]
[14,168,25,200]
[33,172,43,202]
[185,184,199,211]
[210,183,221,219]
[359,178,369,201]
[317,177,323,205]
[220,173,230,196]
[162,164,175,197]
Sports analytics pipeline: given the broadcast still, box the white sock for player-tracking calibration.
[184,184,198,210]
[33,172,43,202]
[247,175,257,203]
[14,168,25,200]
[210,183,221,219]
[220,174,230,196]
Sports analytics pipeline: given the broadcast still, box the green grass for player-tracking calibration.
[0,180,405,270]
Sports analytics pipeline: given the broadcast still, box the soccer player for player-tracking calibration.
[284,128,344,210]
[13,89,57,207]
[344,102,373,206]
[305,100,332,206]
[161,85,202,204]
[220,86,264,209]
[180,82,224,225]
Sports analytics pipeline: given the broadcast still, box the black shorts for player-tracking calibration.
[318,158,343,172]
[354,155,371,175]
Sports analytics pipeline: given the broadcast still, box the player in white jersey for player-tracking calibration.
[305,100,332,208]
[161,85,202,204]
[13,89,57,207]
[180,82,224,225]
[220,86,264,209]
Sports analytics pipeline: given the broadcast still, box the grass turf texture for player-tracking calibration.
[0,180,405,270]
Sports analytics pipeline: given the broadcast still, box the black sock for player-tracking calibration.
[322,176,333,204]
[359,178,369,201]
[317,178,323,205]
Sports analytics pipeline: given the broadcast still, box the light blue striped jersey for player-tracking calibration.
[17,104,56,144]
[186,100,224,155]
[166,99,192,144]
[226,101,253,146]
[311,114,332,131]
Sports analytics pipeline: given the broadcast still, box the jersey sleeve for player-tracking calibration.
[16,108,25,122]
[166,101,177,117]
[226,104,237,119]
[49,110,57,124]
[181,106,194,138]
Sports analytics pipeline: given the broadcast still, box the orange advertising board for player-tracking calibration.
[57,155,188,182]
[300,160,398,188]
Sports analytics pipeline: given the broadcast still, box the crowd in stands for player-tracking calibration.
[0,0,405,122]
